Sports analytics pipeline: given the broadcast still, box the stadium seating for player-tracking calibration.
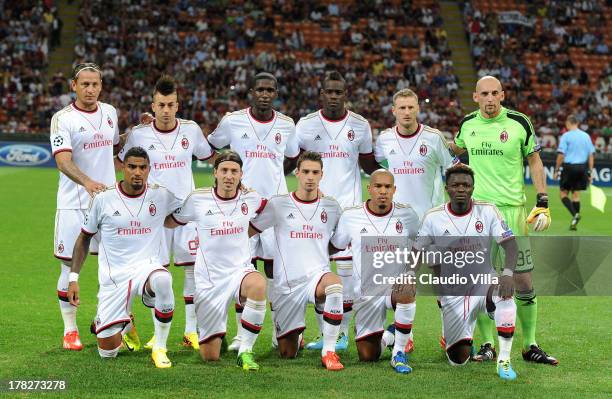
[0,2,58,134]
[464,0,611,153]
[73,0,462,136]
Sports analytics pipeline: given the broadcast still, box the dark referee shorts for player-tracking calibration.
[560,163,589,191]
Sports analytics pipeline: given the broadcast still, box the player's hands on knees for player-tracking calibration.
[498,275,514,299]
[139,112,154,124]
[84,180,107,197]
[68,282,80,307]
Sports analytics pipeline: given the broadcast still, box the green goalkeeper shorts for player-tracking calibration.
[491,205,534,273]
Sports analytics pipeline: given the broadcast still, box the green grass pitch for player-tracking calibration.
[1,167,610,398]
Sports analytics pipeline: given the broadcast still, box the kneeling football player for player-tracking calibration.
[165,151,268,371]
[249,151,345,370]
[67,147,181,368]
[414,164,519,381]
[330,169,420,374]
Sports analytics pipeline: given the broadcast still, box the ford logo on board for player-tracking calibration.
[0,144,52,166]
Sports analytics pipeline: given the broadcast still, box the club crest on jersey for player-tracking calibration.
[107,116,113,128]
[274,132,282,144]
[241,202,248,215]
[500,130,508,143]
[347,130,355,141]
[396,220,403,233]
[321,209,328,223]
[58,243,64,253]
[149,203,157,216]
[181,137,189,149]
[419,144,428,156]
[475,220,483,233]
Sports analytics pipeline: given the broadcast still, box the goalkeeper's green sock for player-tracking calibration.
[515,291,538,350]
[476,312,495,346]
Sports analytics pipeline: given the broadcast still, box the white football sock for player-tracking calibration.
[239,299,266,354]
[322,284,343,355]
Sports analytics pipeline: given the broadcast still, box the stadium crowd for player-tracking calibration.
[0,0,609,154]
[464,0,611,153]
[0,1,63,134]
[71,0,462,136]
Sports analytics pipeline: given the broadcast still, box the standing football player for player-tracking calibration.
[249,151,345,371]
[374,88,456,220]
[450,76,557,365]
[207,72,300,350]
[296,71,379,351]
[50,62,120,350]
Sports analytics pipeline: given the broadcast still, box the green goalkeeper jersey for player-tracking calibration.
[455,106,540,207]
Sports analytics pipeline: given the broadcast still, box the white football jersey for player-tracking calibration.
[171,188,265,289]
[374,124,456,219]
[415,200,514,271]
[118,119,213,200]
[296,110,374,208]
[82,183,182,286]
[50,102,120,209]
[331,201,420,297]
[207,108,299,197]
[250,193,341,293]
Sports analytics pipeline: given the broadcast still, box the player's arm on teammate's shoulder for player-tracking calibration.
[498,237,518,298]
[67,231,93,306]
[55,151,106,196]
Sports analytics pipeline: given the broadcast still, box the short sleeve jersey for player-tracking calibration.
[118,119,213,200]
[171,188,266,289]
[454,107,540,206]
[82,183,182,286]
[331,201,420,296]
[250,193,341,293]
[50,102,120,209]
[207,108,299,197]
[375,124,456,219]
[296,110,374,208]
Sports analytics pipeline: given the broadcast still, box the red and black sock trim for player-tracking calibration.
[241,320,262,335]
[57,290,69,302]
[343,302,353,313]
[184,296,194,305]
[496,326,515,338]
[395,321,413,335]
[154,308,174,323]
[323,311,343,326]
[235,303,244,313]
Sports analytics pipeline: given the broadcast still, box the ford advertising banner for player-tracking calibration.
[1,140,611,186]
[0,141,56,167]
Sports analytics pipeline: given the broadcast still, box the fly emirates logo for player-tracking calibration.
[470,141,503,156]
[392,160,425,175]
[154,154,187,170]
[321,144,349,159]
[245,144,277,159]
[83,133,113,150]
[211,220,244,236]
[118,220,151,235]
[290,224,323,239]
